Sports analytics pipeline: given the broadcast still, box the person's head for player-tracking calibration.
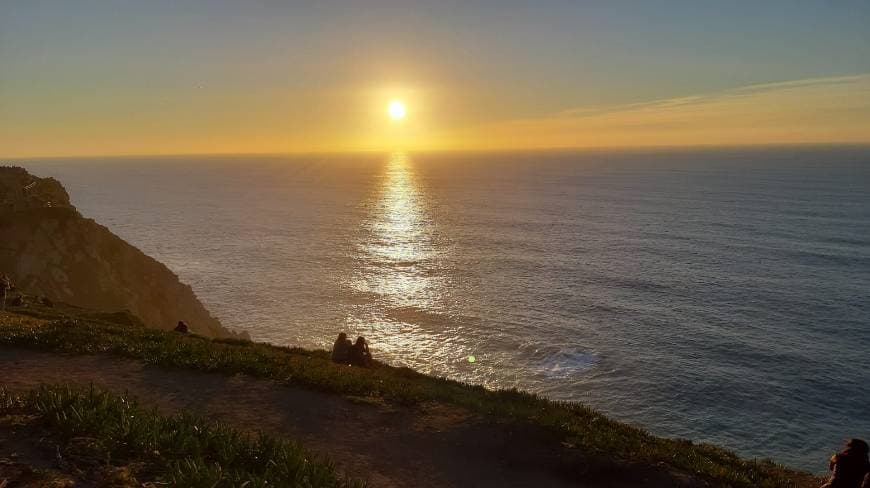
[177,321,185,327]
[355,336,366,346]
[842,439,869,458]
[336,332,347,342]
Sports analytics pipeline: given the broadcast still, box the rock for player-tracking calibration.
[0,166,71,211]
[0,166,247,340]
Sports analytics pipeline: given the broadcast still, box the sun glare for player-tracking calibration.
[388,99,407,121]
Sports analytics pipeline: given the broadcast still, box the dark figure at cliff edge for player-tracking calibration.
[820,439,869,488]
[348,336,372,367]
[174,320,189,334]
[0,274,12,311]
[331,332,352,364]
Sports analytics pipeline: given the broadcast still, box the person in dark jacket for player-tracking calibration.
[821,439,869,488]
[331,332,352,364]
[348,336,372,367]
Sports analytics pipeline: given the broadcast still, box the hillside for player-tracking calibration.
[0,298,822,488]
[0,166,246,339]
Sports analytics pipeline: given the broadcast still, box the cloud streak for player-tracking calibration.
[447,74,870,149]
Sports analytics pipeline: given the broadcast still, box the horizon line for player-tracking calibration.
[5,141,870,162]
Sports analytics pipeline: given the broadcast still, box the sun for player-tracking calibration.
[388,99,407,121]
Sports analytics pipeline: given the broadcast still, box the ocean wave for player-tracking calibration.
[518,342,599,379]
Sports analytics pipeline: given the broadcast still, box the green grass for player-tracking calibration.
[0,384,362,487]
[0,302,818,488]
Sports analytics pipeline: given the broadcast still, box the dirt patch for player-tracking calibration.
[413,402,472,432]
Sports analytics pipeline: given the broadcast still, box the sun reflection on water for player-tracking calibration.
[350,152,444,302]
[341,153,540,391]
[345,152,461,373]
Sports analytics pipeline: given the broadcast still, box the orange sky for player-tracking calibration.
[2,2,869,158]
[3,74,868,158]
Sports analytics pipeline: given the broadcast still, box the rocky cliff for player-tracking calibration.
[0,166,245,339]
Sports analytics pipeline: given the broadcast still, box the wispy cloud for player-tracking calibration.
[448,74,870,149]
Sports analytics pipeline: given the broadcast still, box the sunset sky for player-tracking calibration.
[1,0,869,157]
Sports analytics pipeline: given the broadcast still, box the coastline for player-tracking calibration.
[0,297,824,487]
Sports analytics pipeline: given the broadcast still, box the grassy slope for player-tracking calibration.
[0,300,821,488]
[0,384,362,487]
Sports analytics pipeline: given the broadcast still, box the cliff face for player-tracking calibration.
[0,166,245,339]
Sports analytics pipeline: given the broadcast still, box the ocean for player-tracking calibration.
[21,146,870,472]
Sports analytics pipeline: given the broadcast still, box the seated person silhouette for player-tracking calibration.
[331,332,352,364]
[348,336,372,367]
[820,439,869,488]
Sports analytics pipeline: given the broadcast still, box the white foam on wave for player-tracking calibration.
[518,342,599,380]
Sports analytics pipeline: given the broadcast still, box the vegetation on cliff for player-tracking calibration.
[0,385,361,487]
[0,298,820,488]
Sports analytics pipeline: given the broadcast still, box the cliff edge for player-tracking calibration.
[0,166,245,339]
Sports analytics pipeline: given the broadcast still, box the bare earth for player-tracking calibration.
[0,347,708,487]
